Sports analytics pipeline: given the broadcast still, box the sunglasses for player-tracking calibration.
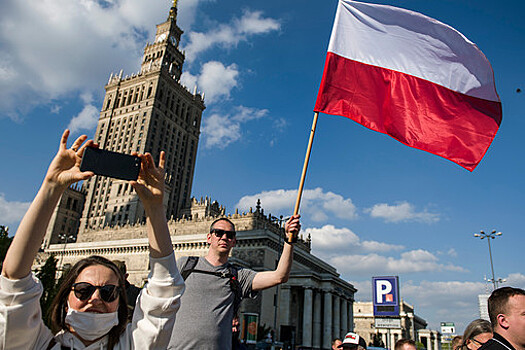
[72,282,120,303]
[471,339,487,347]
[210,228,236,239]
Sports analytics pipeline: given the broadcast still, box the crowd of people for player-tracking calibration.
[0,131,523,350]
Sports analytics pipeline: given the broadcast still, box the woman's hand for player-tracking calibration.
[130,151,166,208]
[44,129,95,189]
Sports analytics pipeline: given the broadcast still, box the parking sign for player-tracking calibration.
[372,276,400,316]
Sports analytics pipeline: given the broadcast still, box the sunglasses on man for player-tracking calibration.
[72,282,121,303]
[210,228,236,240]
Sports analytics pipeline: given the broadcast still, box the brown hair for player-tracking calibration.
[488,287,525,327]
[460,319,492,350]
[48,255,128,349]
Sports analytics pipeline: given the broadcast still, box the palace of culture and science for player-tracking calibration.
[33,2,434,349]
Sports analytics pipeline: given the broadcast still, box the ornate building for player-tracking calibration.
[78,1,204,233]
[39,2,358,349]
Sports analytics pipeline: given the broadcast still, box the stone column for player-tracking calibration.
[323,291,333,349]
[333,295,341,339]
[302,288,313,347]
[348,300,354,331]
[341,298,348,335]
[279,286,291,326]
[313,290,322,349]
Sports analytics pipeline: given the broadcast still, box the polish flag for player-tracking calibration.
[314,0,502,171]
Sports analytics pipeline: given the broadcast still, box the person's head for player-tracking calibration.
[488,287,525,348]
[451,336,463,350]
[341,332,367,350]
[49,256,128,349]
[395,339,416,350]
[332,338,343,350]
[207,218,236,255]
[460,319,492,350]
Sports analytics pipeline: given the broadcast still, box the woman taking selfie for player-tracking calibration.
[0,130,184,349]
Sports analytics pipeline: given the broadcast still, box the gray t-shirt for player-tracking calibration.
[168,256,257,350]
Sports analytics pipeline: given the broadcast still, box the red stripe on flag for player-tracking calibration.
[314,52,502,171]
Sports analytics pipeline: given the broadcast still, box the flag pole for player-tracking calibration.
[289,111,319,243]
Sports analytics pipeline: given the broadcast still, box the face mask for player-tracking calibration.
[65,306,119,341]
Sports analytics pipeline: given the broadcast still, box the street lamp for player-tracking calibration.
[474,230,502,290]
[58,233,76,272]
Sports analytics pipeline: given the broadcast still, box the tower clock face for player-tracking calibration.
[156,33,167,43]
[170,35,177,46]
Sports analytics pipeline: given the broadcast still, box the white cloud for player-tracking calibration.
[0,193,30,225]
[181,61,239,103]
[365,201,440,223]
[235,188,358,222]
[503,273,525,287]
[68,104,100,133]
[327,249,466,278]
[306,225,404,253]
[0,0,205,119]
[183,10,280,60]
[202,106,268,148]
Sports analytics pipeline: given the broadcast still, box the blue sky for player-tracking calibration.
[0,0,523,333]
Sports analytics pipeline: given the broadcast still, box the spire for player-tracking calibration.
[169,0,178,20]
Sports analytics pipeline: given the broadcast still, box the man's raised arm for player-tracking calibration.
[251,215,301,291]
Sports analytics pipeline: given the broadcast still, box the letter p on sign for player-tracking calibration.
[375,280,392,304]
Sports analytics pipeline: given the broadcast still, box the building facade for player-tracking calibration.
[353,301,439,349]
[78,2,204,234]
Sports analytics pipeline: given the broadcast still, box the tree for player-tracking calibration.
[36,254,58,324]
[0,225,13,270]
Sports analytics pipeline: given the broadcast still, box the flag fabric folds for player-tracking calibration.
[314,0,502,171]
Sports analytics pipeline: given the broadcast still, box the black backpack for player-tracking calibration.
[180,256,243,315]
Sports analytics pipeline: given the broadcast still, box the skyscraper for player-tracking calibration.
[79,1,205,233]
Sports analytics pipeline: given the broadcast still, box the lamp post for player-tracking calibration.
[474,230,502,290]
[58,233,76,272]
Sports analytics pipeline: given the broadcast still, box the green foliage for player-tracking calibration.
[416,341,427,350]
[0,226,13,269]
[36,255,58,325]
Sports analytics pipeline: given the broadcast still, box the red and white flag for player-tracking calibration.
[314,0,502,171]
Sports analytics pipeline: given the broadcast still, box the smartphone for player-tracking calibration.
[80,147,141,181]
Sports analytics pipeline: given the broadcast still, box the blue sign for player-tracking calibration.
[372,276,400,316]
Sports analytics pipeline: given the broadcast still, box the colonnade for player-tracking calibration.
[280,286,354,349]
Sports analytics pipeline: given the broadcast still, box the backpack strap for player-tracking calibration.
[181,256,243,314]
[180,256,199,280]
[227,264,242,315]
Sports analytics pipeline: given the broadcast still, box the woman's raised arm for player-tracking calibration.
[2,130,94,279]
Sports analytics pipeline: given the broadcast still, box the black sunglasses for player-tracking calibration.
[72,282,120,303]
[210,228,236,239]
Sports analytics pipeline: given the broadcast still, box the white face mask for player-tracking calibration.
[65,307,119,341]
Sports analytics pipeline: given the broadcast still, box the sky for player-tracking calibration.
[0,0,524,334]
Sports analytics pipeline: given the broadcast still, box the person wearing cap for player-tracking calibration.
[169,215,301,350]
[340,332,368,350]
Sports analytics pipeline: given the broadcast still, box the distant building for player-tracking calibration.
[353,300,440,350]
[478,294,490,321]
[42,184,85,248]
